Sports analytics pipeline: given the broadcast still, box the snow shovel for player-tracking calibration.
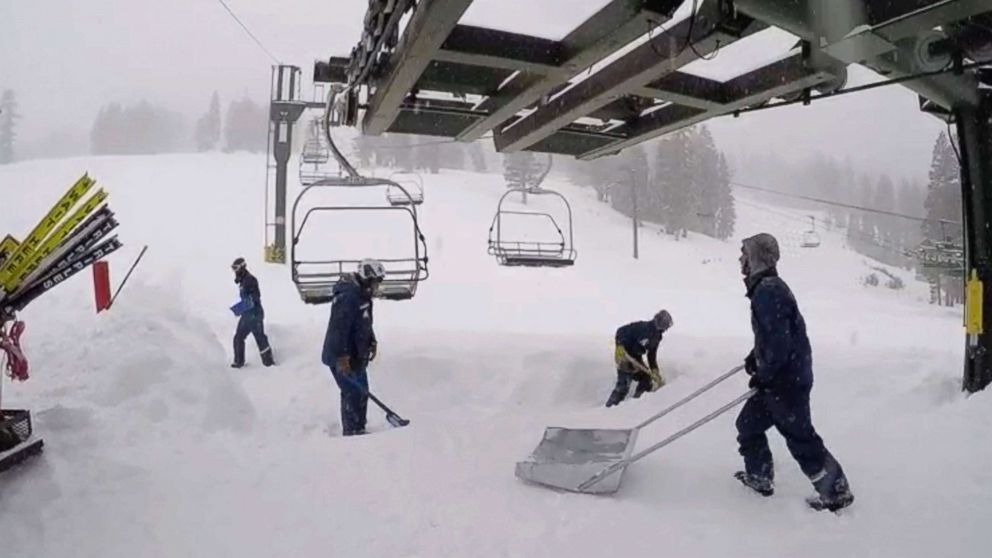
[340,374,410,428]
[515,365,747,494]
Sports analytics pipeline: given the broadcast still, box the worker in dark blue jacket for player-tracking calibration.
[734,233,853,512]
[231,257,274,368]
[606,310,673,407]
[321,259,386,436]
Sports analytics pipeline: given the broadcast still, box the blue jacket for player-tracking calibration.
[746,269,812,391]
[321,275,376,366]
[236,271,263,315]
[616,320,662,369]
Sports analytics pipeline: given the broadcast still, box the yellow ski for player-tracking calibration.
[3,189,109,291]
[0,235,19,266]
[0,174,95,284]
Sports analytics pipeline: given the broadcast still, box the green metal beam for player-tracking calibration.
[434,25,563,74]
[362,0,474,135]
[579,54,834,159]
[456,0,685,142]
[494,5,764,153]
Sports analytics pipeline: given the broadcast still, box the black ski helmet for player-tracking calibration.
[231,257,247,272]
[653,309,673,331]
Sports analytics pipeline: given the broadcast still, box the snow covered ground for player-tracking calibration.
[0,153,988,557]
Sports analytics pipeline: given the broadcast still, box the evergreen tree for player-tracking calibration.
[224,98,268,152]
[466,141,487,172]
[713,152,736,240]
[194,92,222,152]
[0,90,19,164]
[922,131,962,243]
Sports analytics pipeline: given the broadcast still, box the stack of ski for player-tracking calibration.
[0,174,123,315]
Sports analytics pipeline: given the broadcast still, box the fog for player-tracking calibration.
[1,0,944,180]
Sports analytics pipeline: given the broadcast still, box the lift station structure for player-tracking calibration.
[263,0,992,393]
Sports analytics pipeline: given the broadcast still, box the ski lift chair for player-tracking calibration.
[299,119,334,186]
[290,178,429,304]
[488,188,577,268]
[386,171,424,206]
[800,216,821,248]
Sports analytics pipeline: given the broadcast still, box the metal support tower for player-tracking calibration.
[956,92,992,392]
[264,65,307,264]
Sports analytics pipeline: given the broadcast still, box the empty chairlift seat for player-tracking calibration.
[800,216,821,248]
[290,177,429,304]
[488,188,577,267]
[299,119,335,186]
[386,172,424,206]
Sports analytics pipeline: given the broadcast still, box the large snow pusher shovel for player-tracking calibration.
[515,365,751,494]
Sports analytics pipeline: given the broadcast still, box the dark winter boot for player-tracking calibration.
[633,378,652,398]
[807,468,854,512]
[605,389,626,408]
[734,471,774,497]
[230,362,245,369]
[260,347,275,367]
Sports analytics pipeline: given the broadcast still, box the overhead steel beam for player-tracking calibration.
[579,54,835,159]
[634,72,728,109]
[362,0,474,135]
[434,25,563,74]
[416,61,514,96]
[495,5,764,153]
[455,0,685,142]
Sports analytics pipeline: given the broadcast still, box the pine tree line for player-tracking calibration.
[560,125,736,241]
[350,133,489,174]
[89,92,267,155]
[920,130,964,306]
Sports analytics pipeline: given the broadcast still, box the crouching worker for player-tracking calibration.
[734,233,854,511]
[321,259,386,436]
[606,310,673,407]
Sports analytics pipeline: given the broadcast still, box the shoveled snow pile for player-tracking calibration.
[0,153,988,557]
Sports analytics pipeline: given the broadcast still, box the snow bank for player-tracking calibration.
[0,153,986,557]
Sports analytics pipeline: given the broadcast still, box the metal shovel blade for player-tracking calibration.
[515,427,639,494]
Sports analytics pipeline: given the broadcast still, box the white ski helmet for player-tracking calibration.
[357,259,387,282]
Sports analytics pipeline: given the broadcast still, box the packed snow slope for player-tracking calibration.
[0,153,988,558]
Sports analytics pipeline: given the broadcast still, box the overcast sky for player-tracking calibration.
[1,0,944,180]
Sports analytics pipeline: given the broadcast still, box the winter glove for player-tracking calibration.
[748,374,769,391]
[368,341,378,362]
[744,352,757,376]
[647,366,665,391]
[335,356,351,373]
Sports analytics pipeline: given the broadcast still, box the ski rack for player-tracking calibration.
[386,171,424,206]
[289,84,428,304]
[0,409,44,474]
[487,187,576,268]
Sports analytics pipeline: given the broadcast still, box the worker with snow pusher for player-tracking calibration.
[606,310,672,407]
[734,232,854,512]
[230,257,275,368]
[321,259,385,436]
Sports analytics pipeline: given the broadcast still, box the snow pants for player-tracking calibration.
[233,309,272,366]
[615,369,652,397]
[330,364,369,435]
[736,385,846,486]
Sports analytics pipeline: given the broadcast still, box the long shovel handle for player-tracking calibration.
[341,373,410,427]
[635,365,745,430]
[579,388,756,492]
